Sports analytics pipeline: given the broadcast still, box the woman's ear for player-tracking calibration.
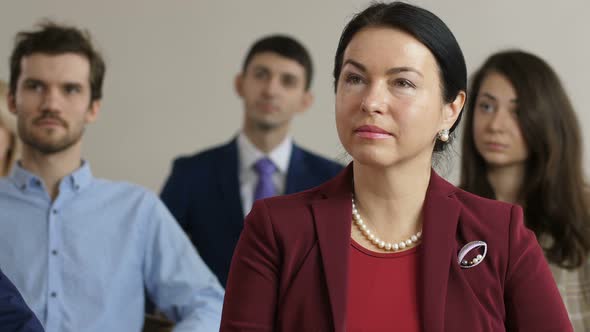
[441,91,466,130]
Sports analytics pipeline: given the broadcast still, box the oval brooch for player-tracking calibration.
[458,240,487,269]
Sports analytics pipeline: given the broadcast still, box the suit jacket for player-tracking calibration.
[0,268,44,332]
[161,138,343,286]
[220,165,572,332]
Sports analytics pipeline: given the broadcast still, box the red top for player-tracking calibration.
[346,239,422,332]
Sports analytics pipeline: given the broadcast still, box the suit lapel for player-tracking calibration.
[310,166,353,332]
[420,170,461,332]
[216,139,245,227]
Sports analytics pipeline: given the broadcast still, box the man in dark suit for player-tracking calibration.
[0,268,44,332]
[161,35,342,286]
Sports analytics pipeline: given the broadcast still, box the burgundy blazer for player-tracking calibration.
[220,165,572,332]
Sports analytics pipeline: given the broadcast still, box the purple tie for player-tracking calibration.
[253,158,277,201]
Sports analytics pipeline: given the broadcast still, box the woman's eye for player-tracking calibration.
[477,102,494,112]
[394,79,414,88]
[344,73,363,85]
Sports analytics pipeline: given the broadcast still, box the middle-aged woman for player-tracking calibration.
[220,2,572,331]
[460,50,590,330]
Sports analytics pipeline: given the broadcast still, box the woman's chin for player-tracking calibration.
[350,152,395,169]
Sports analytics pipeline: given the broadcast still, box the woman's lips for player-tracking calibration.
[354,125,392,139]
[484,142,508,151]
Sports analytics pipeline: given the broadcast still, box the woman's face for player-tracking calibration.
[335,27,462,169]
[472,71,528,169]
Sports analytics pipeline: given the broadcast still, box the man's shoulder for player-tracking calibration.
[0,178,17,193]
[171,140,236,172]
[294,145,343,174]
[91,178,160,204]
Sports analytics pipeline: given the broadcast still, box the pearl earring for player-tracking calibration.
[438,129,450,142]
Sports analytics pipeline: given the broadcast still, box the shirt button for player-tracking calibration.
[52,250,58,255]
[50,292,57,298]
[52,209,58,214]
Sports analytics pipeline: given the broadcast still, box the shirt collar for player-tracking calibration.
[9,160,94,192]
[237,132,292,174]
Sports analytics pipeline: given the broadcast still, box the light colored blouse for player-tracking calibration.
[549,262,590,331]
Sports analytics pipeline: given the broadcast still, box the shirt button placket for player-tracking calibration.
[46,203,62,331]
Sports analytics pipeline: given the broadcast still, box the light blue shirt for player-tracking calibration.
[0,162,224,332]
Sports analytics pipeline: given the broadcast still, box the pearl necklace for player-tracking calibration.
[352,197,422,252]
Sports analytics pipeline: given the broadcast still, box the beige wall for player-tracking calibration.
[0,0,588,191]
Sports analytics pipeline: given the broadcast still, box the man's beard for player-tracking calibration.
[18,115,84,154]
[254,120,281,132]
[253,114,288,132]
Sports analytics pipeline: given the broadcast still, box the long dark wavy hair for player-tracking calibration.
[461,50,590,269]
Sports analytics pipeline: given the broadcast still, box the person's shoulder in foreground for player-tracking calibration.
[0,268,44,332]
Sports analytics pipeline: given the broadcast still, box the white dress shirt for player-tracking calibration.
[237,132,292,217]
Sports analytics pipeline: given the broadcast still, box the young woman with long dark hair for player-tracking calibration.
[461,50,590,330]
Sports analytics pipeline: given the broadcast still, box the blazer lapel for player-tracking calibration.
[310,166,461,332]
[216,138,245,227]
[420,170,461,332]
[310,166,353,332]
